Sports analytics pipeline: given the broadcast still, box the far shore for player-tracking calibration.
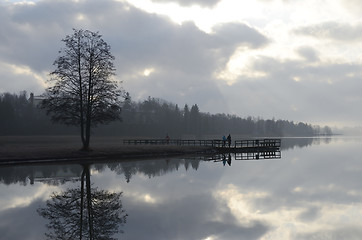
[0,136,213,165]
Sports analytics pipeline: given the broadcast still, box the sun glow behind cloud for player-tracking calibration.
[143,67,155,76]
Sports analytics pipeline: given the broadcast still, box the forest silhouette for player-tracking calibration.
[0,91,333,137]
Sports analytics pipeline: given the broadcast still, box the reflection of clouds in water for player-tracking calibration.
[212,144,362,240]
[0,200,48,240]
[123,190,269,240]
[126,191,160,204]
[0,183,59,211]
[214,183,362,239]
[214,184,269,225]
[117,138,362,239]
[214,184,303,239]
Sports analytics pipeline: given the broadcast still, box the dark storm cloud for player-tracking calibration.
[150,0,221,7]
[294,21,362,41]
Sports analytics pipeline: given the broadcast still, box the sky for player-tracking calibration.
[1,0,362,128]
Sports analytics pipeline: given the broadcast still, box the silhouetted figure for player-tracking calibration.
[222,135,226,147]
[227,153,232,166]
[227,134,231,147]
[165,134,170,144]
[222,154,226,166]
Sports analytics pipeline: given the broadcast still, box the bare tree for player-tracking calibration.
[42,29,122,150]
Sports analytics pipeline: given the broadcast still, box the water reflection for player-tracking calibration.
[3,137,357,240]
[205,151,281,166]
[0,164,83,186]
[0,138,329,187]
[37,164,127,240]
[281,137,332,150]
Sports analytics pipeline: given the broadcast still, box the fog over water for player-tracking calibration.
[1,137,362,239]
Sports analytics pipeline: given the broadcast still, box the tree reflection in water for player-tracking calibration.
[37,164,127,240]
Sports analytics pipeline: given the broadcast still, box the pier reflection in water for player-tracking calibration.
[205,150,281,164]
[5,137,362,239]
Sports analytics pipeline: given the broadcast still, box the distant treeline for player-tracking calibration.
[0,91,77,135]
[0,91,333,137]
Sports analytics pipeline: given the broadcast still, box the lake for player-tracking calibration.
[1,137,362,240]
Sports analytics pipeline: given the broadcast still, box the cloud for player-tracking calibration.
[297,206,321,222]
[0,61,46,93]
[296,46,319,62]
[212,22,269,49]
[294,21,362,42]
[2,0,362,126]
[340,0,362,15]
[219,51,362,124]
[150,0,221,7]
[0,0,268,114]
[297,227,362,240]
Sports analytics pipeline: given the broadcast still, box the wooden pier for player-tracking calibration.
[206,151,281,161]
[123,138,281,152]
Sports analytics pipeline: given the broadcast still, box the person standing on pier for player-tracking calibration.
[165,134,170,144]
[222,135,226,147]
[227,134,231,147]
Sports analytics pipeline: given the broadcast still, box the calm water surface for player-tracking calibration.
[1,137,362,240]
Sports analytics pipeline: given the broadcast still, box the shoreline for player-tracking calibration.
[0,136,214,166]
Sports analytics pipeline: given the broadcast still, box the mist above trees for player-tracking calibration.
[0,91,333,137]
[100,94,332,137]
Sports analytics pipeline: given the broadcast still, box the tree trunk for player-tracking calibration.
[85,165,94,240]
[78,34,87,150]
[83,121,90,150]
[83,49,93,151]
[79,169,86,240]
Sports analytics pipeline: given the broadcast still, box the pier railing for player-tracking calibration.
[123,139,224,147]
[234,139,281,148]
[123,138,281,149]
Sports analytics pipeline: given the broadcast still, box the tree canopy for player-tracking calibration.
[41,29,122,150]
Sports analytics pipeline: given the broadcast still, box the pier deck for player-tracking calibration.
[123,138,281,152]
